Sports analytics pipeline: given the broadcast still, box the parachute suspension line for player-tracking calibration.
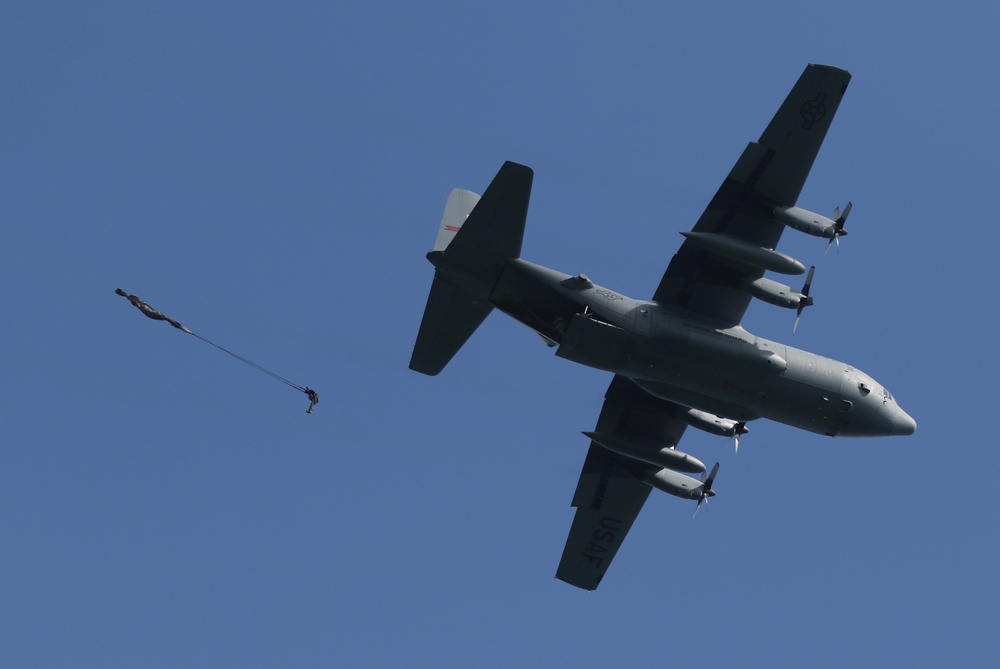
[115,288,318,412]
[186,330,309,394]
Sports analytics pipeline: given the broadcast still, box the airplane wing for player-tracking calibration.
[652,64,851,325]
[556,375,688,590]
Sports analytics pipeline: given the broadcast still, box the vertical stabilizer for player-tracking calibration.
[410,161,534,375]
[434,189,481,252]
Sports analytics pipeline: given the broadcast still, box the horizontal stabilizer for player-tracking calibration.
[409,277,493,376]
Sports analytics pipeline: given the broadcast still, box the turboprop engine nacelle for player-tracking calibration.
[681,409,748,439]
[743,276,807,309]
[774,206,838,239]
[584,431,706,474]
[641,467,710,501]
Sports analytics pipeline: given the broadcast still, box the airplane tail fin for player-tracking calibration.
[409,161,534,376]
[433,188,481,252]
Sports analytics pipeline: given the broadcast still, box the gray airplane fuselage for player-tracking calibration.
[411,68,916,591]
[484,258,915,439]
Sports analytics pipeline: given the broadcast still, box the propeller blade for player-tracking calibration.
[835,201,852,226]
[693,462,720,519]
[703,462,720,490]
[731,422,748,454]
[801,265,815,297]
[824,235,840,256]
[794,266,816,332]
[826,202,851,256]
[733,422,750,455]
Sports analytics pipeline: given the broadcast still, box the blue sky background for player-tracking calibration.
[3,2,998,667]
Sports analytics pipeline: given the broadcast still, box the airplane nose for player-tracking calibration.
[890,407,917,436]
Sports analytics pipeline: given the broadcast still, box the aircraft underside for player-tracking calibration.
[489,258,867,437]
[410,64,915,590]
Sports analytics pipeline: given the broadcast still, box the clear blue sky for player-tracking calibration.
[3,2,997,667]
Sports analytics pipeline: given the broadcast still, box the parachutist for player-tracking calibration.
[117,286,314,413]
[305,388,320,414]
[115,288,191,333]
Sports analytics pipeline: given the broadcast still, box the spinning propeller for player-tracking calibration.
[824,202,851,255]
[693,462,720,518]
[730,421,750,454]
[793,265,816,333]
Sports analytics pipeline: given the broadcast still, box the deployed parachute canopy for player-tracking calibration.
[115,288,191,333]
[115,288,318,413]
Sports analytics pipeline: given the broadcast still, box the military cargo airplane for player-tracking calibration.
[409,64,915,590]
